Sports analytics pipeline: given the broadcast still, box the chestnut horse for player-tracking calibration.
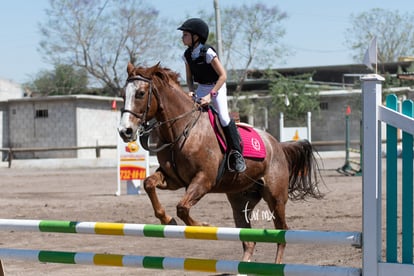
[118,62,323,264]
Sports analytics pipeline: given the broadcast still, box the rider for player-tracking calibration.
[178,18,246,173]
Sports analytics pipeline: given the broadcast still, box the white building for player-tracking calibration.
[0,78,25,101]
[5,95,121,159]
[0,79,25,159]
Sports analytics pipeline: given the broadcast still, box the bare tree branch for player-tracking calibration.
[345,8,414,63]
[39,0,172,95]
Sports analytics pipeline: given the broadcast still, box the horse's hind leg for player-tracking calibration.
[143,171,176,225]
[262,189,289,264]
[226,188,262,262]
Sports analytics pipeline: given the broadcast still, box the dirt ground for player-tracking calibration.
[0,157,363,275]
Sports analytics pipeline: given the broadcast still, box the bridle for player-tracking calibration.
[120,74,202,153]
[121,75,154,124]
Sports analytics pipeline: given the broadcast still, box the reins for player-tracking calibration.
[139,105,202,153]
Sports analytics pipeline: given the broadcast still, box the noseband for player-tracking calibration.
[121,75,153,124]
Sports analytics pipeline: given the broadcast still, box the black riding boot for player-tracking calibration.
[223,120,246,173]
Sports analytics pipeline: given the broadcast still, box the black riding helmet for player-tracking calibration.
[178,18,209,44]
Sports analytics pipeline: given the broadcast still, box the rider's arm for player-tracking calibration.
[210,56,227,96]
[185,62,195,95]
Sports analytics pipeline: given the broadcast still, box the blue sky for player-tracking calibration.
[1,0,413,84]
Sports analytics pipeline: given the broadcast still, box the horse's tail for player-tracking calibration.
[281,139,324,201]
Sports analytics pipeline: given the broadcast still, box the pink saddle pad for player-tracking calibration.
[237,123,266,159]
[208,110,266,159]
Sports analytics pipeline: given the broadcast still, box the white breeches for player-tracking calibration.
[196,83,231,127]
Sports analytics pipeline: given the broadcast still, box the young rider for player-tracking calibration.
[178,18,246,173]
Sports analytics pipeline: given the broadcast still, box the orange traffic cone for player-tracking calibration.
[292,130,300,141]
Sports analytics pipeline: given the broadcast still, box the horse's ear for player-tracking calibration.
[127,62,135,75]
[147,62,160,73]
[150,62,165,79]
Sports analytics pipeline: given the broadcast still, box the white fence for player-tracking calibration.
[362,74,414,275]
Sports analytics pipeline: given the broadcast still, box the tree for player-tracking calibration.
[221,3,287,88]
[39,0,173,95]
[197,2,287,113]
[26,64,88,96]
[268,72,320,125]
[345,8,414,63]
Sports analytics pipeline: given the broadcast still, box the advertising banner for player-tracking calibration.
[116,137,149,195]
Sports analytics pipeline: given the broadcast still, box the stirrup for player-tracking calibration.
[227,150,246,173]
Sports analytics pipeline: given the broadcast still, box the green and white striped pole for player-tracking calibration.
[0,248,361,276]
[0,219,361,246]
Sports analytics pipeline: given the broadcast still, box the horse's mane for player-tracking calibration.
[131,63,181,87]
[127,62,190,105]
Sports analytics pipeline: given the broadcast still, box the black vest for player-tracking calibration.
[184,44,219,84]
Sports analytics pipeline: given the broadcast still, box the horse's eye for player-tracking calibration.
[135,90,145,99]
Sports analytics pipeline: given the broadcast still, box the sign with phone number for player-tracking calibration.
[116,138,149,195]
[120,165,146,180]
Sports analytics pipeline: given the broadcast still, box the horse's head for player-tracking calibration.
[118,62,156,142]
[118,62,182,142]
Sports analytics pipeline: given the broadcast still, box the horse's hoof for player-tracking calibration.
[168,218,178,225]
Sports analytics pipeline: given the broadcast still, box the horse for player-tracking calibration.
[118,61,323,264]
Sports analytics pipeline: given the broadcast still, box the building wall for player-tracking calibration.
[76,97,120,158]
[0,78,23,160]
[0,79,24,101]
[0,101,8,160]
[7,96,120,159]
[8,98,77,158]
[312,92,362,150]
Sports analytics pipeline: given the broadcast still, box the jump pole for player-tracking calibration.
[0,219,361,247]
[0,248,361,276]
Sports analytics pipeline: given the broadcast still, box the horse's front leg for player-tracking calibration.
[176,175,212,226]
[143,171,176,225]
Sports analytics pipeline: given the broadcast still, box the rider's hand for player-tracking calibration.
[199,94,211,107]
[188,91,195,98]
